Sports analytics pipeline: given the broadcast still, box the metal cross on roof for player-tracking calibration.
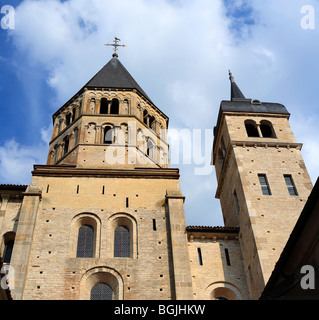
[105,37,126,57]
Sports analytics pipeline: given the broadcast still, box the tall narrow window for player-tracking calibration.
[225,248,231,266]
[258,174,271,196]
[233,191,240,213]
[198,248,203,266]
[114,226,130,258]
[100,98,108,114]
[248,265,253,284]
[71,107,76,122]
[110,99,119,115]
[147,140,154,158]
[63,136,69,156]
[76,225,94,258]
[284,175,298,196]
[3,240,14,264]
[73,128,79,147]
[90,283,113,300]
[153,219,157,231]
[104,126,113,144]
[65,113,71,127]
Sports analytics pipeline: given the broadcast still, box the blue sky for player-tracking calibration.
[1,0,319,227]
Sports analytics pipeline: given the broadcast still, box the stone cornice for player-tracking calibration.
[32,165,180,180]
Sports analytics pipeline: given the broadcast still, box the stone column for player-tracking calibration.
[9,186,42,300]
[166,190,193,300]
[95,126,102,144]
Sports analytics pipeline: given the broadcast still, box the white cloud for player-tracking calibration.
[0,138,48,185]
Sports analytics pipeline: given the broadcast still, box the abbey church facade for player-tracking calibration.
[0,49,317,300]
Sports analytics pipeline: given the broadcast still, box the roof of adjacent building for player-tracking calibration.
[186,226,239,233]
[84,56,151,102]
[0,184,28,191]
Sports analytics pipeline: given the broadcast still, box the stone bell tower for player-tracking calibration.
[9,40,193,300]
[212,72,313,299]
[47,51,169,170]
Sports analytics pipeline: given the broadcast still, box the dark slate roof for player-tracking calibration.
[213,99,290,145]
[84,57,151,102]
[229,72,245,100]
[226,71,289,115]
[220,99,290,116]
[231,81,245,100]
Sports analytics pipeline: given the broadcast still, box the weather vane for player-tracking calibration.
[105,37,126,57]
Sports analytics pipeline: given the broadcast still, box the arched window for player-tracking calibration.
[90,283,113,300]
[110,99,119,115]
[1,232,15,264]
[260,120,275,138]
[3,240,14,264]
[76,225,94,258]
[104,126,113,144]
[245,120,259,137]
[65,113,71,127]
[147,140,154,158]
[100,98,108,114]
[63,136,69,156]
[71,107,76,122]
[114,226,130,258]
[210,287,237,300]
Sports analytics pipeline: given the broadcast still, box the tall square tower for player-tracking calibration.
[212,72,313,299]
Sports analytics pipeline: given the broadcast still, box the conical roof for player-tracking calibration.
[85,56,151,101]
